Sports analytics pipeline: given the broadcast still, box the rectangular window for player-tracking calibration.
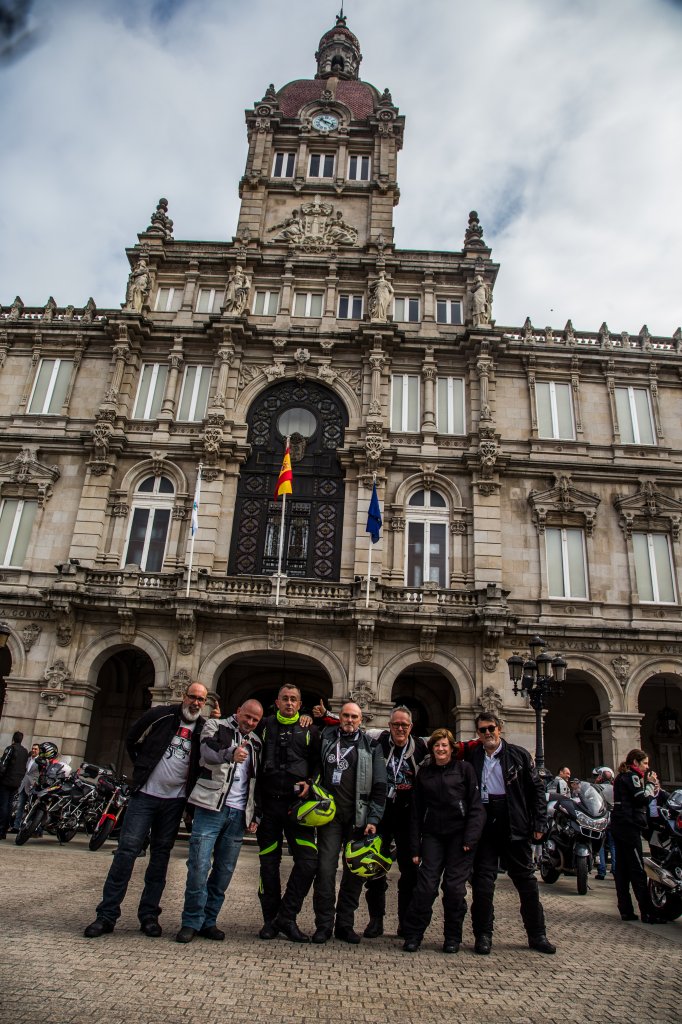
[436,299,463,325]
[308,153,335,178]
[253,290,280,316]
[177,366,211,422]
[195,288,223,314]
[348,155,370,181]
[633,532,676,603]
[406,521,447,587]
[391,374,420,432]
[338,294,363,319]
[0,498,37,567]
[545,527,588,599]
[615,386,655,445]
[272,152,296,178]
[293,292,324,317]
[133,363,169,420]
[436,377,466,434]
[27,358,73,415]
[154,287,183,312]
[393,297,420,323]
[536,381,575,440]
[124,507,171,573]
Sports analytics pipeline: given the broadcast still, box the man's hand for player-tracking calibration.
[412,855,420,865]
[533,831,544,841]
[311,703,327,718]
[246,821,257,834]
[364,823,376,836]
[296,781,311,800]
[209,701,221,720]
[299,715,313,728]
[233,744,249,764]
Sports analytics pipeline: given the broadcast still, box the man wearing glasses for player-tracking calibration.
[466,712,555,956]
[84,682,216,938]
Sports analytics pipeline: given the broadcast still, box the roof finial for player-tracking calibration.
[337,4,346,26]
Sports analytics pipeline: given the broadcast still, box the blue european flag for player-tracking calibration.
[366,481,382,544]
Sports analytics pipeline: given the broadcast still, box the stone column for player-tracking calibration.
[599,711,644,769]
[159,337,184,421]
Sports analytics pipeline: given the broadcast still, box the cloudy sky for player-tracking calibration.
[1,0,681,336]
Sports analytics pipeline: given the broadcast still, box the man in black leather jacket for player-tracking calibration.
[83,682,212,939]
[466,712,556,956]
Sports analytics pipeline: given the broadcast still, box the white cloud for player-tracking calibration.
[0,0,680,335]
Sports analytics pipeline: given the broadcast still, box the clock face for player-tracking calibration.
[312,113,339,133]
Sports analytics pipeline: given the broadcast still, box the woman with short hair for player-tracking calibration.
[402,728,485,953]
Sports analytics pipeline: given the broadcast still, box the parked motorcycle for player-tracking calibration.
[15,761,74,845]
[644,788,682,921]
[540,781,609,894]
[88,769,130,851]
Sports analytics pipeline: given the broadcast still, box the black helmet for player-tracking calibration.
[38,741,58,759]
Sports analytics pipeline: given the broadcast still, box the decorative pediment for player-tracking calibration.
[0,447,60,507]
[614,481,682,539]
[528,474,600,535]
[268,194,358,251]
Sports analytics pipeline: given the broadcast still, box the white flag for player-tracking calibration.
[191,467,202,537]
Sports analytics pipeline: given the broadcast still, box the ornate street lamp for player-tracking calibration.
[507,635,567,771]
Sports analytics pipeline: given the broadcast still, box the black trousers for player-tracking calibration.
[612,831,652,918]
[257,794,318,923]
[313,810,362,932]
[402,832,473,942]
[364,804,417,926]
[471,799,545,939]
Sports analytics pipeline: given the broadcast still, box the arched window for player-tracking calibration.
[123,476,174,572]
[406,489,448,587]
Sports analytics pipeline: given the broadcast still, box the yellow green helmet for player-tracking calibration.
[292,781,336,827]
[344,835,393,878]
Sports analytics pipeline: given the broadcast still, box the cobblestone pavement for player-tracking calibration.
[1,835,679,1024]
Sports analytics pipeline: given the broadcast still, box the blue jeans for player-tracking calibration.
[96,791,185,925]
[181,805,246,930]
[13,789,28,830]
[598,829,616,876]
[0,786,16,837]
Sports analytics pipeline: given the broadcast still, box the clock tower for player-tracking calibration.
[235,13,404,253]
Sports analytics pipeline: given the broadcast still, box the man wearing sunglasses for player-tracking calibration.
[466,712,555,956]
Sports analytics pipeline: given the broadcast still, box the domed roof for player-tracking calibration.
[318,17,360,52]
[277,78,379,121]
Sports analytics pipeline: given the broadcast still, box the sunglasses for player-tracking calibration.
[477,725,498,734]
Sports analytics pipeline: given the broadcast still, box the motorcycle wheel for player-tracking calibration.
[56,826,78,843]
[88,816,116,851]
[648,879,682,921]
[576,856,589,895]
[15,805,46,846]
[540,859,560,884]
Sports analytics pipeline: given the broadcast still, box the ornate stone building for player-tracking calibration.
[1,15,681,784]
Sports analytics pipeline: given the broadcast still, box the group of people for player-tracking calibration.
[81,682,556,955]
[0,733,66,838]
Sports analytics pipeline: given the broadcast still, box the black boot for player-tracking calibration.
[363,916,384,938]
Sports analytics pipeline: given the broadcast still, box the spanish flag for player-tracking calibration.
[274,440,293,498]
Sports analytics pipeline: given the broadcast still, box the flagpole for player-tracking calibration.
[275,489,287,607]
[365,472,376,608]
[186,462,202,598]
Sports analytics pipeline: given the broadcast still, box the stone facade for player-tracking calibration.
[1,16,681,783]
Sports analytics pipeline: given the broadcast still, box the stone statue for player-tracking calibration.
[82,297,96,322]
[271,209,304,243]
[224,264,251,316]
[125,256,151,313]
[43,296,57,322]
[324,210,357,246]
[9,295,24,320]
[470,274,492,326]
[368,271,394,322]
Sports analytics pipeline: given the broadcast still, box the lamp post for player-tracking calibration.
[507,635,567,771]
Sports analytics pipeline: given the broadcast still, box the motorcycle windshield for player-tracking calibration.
[578,782,605,816]
[44,764,67,785]
[667,789,682,813]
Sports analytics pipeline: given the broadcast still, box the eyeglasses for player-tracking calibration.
[390,722,410,730]
[186,695,207,704]
[477,725,498,734]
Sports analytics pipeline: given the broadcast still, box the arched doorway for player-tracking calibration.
[84,649,154,774]
[638,674,682,788]
[215,651,333,718]
[391,665,457,735]
[0,645,10,720]
[229,380,348,580]
[542,673,602,778]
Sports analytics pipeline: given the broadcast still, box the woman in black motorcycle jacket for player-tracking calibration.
[402,728,485,954]
[611,748,664,924]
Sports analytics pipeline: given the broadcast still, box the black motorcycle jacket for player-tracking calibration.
[611,767,657,837]
[409,758,485,856]
[125,703,206,795]
[376,731,428,810]
[466,740,547,840]
[257,713,321,801]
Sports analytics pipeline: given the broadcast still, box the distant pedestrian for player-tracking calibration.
[11,742,40,832]
[611,749,665,924]
[0,732,29,839]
